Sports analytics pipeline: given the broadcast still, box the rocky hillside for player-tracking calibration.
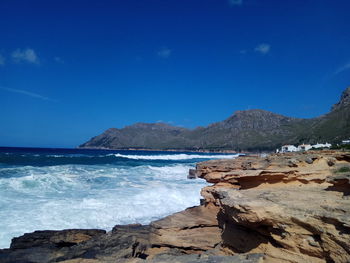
[1,151,349,262]
[79,87,350,151]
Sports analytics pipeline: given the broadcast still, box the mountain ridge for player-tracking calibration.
[80,87,350,151]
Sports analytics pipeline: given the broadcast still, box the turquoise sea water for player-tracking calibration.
[0,147,238,248]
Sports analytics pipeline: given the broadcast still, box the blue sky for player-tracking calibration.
[0,0,350,147]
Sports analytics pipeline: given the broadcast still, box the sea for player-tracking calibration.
[0,147,239,248]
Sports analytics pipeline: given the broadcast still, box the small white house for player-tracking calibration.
[312,143,332,149]
[298,144,312,151]
[280,145,298,153]
[342,140,350,145]
[277,142,332,153]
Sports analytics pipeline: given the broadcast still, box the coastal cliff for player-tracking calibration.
[1,151,349,262]
[196,151,350,262]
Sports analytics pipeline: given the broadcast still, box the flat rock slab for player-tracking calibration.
[150,205,222,251]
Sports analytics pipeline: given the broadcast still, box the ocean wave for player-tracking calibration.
[0,163,206,248]
[111,153,239,160]
[0,164,197,190]
[0,152,239,166]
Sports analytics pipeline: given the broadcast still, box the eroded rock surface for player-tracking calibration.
[149,205,221,252]
[196,151,350,263]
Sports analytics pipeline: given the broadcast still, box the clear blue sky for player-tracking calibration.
[1,0,350,148]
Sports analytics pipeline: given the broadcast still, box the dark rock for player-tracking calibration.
[149,253,265,263]
[0,226,150,263]
[188,169,197,179]
[326,174,350,195]
[305,157,314,164]
[112,223,144,233]
[0,229,106,263]
[10,229,106,250]
[288,158,298,167]
[327,157,337,166]
[61,225,151,261]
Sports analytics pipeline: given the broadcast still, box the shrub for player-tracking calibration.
[336,166,350,173]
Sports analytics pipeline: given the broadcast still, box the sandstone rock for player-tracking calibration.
[150,205,221,252]
[196,151,350,263]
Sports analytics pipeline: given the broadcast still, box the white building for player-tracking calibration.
[279,145,298,153]
[311,143,332,149]
[298,144,312,151]
[342,140,350,145]
[277,142,332,153]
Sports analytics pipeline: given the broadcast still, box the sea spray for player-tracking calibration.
[0,148,238,248]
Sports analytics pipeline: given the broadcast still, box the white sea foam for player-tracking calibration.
[47,154,91,157]
[0,163,207,248]
[113,153,239,160]
[28,153,240,161]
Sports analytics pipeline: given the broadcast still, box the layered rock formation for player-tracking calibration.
[1,151,349,263]
[196,151,350,262]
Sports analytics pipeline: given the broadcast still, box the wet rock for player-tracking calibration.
[10,229,106,250]
[0,226,150,263]
[188,168,197,179]
[0,229,106,263]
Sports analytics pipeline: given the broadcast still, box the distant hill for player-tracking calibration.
[79,87,350,151]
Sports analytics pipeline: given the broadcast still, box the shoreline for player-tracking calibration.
[1,150,349,262]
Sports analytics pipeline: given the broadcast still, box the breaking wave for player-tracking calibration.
[112,153,239,160]
[0,163,208,248]
[0,148,239,248]
[0,152,239,166]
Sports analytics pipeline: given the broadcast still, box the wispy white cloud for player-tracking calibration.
[333,62,350,75]
[157,47,172,58]
[228,0,243,6]
[12,48,39,64]
[0,87,52,101]
[0,54,5,65]
[254,43,271,55]
[54,56,64,63]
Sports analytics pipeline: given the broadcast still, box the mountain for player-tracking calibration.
[79,87,350,151]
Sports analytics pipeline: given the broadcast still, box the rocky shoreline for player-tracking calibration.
[1,151,349,263]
